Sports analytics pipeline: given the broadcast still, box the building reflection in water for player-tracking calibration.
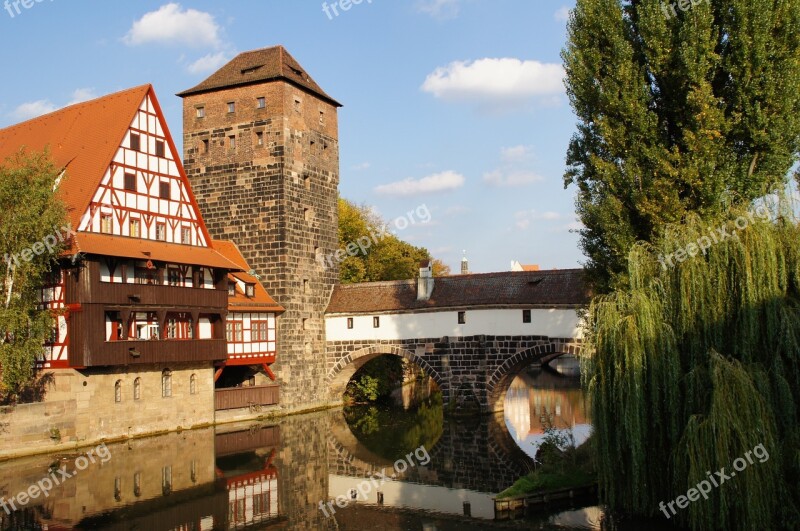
[504,356,592,460]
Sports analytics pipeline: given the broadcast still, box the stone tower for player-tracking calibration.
[178,46,341,410]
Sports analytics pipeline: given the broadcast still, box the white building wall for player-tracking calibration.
[325,308,582,342]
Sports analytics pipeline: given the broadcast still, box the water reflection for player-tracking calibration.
[504,359,593,460]
[0,361,682,530]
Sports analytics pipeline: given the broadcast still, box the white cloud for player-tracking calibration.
[445,205,470,216]
[67,88,97,105]
[187,51,231,74]
[501,145,534,163]
[416,0,461,19]
[351,162,371,171]
[422,58,565,108]
[124,3,222,48]
[483,169,544,187]
[514,210,564,230]
[374,171,465,197]
[12,100,57,121]
[554,6,571,22]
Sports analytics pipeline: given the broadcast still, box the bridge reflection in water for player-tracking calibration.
[0,363,614,530]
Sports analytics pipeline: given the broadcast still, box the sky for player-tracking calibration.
[0,0,583,274]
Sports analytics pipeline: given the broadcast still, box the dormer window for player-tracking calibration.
[228,284,236,296]
[245,284,255,298]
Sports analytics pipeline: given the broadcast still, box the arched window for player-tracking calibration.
[133,378,141,401]
[190,374,197,395]
[114,380,122,403]
[162,369,172,398]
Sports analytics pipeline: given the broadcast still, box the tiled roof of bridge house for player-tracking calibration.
[326,269,590,314]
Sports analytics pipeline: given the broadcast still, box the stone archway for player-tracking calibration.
[326,344,446,404]
[485,341,583,413]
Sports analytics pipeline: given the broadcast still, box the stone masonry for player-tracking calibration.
[181,54,340,411]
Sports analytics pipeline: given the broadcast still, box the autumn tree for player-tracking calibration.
[0,151,68,400]
[337,198,447,283]
[563,0,800,291]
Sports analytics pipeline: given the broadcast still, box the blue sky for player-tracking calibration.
[0,0,582,274]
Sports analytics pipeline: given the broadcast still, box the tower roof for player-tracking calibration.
[177,46,342,107]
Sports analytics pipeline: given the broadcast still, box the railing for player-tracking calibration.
[80,338,228,366]
[87,281,228,308]
[215,425,281,457]
[214,384,280,411]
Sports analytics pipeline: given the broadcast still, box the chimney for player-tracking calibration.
[417,260,434,301]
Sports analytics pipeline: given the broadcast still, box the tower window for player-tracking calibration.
[319,111,325,124]
[256,131,264,146]
[190,374,197,395]
[229,135,236,149]
[130,133,141,152]
[196,106,205,118]
[303,175,311,190]
[227,102,236,113]
[202,139,209,154]
[303,279,309,294]
[304,208,311,222]
[124,172,136,192]
[155,140,165,158]
[294,99,301,111]
[257,97,266,109]
[245,283,255,297]
[303,318,309,330]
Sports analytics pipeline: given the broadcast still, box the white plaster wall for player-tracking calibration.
[325,308,582,342]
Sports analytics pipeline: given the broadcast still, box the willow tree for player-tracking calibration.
[563,0,800,292]
[0,150,68,400]
[584,204,800,529]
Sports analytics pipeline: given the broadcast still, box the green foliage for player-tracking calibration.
[498,433,597,499]
[0,150,68,400]
[344,355,404,403]
[583,204,800,529]
[337,198,446,283]
[563,0,800,291]
[344,392,444,460]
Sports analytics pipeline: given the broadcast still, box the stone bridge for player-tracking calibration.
[326,335,583,413]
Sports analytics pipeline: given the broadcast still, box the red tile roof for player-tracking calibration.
[177,46,342,107]
[0,85,150,231]
[72,233,243,270]
[326,269,590,314]
[213,240,284,314]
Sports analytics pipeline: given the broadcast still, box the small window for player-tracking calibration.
[130,133,141,152]
[319,111,325,124]
[522,310,532,323]
[129,218,140,238]
[304,208,310,222]
[458,311,466,325]
[228,283,236,296]
[202,139,209,154]
[245,284,255,297]
[373,316,380,328]
[124,172,136,192]
[303,279,310,293]
[162,369,172,398]
[229,135,236,149]
[256,131,264,146]
[196,106,205,118]
[303,175,311,190]
[257,97,266,109]
[155,140,165,158]
[303,318,310,330]
[181,227,191,245]
[156,223,167,241]
[114,477,122,501]
[100,214,113,234]
[133,378,141,401]
[114,380,122,403]
[227,102,235,113]
[190,374,197,395]
[162,466,172,496]
[133,472,142,497]
[294,99,301,111]
[347,318,353,329]
[159,181,170,200]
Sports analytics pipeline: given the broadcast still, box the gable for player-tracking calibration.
[76,91,212,247]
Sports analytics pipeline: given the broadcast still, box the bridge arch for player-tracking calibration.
[485,341,583,413]
[326,344,446,403]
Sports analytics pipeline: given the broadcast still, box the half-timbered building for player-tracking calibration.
[0,85,282,447]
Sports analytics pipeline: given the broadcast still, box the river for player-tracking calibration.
[0,358,681,530]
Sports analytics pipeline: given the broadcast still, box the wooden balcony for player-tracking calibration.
[214,385,280,411]
[74,338,228,367]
